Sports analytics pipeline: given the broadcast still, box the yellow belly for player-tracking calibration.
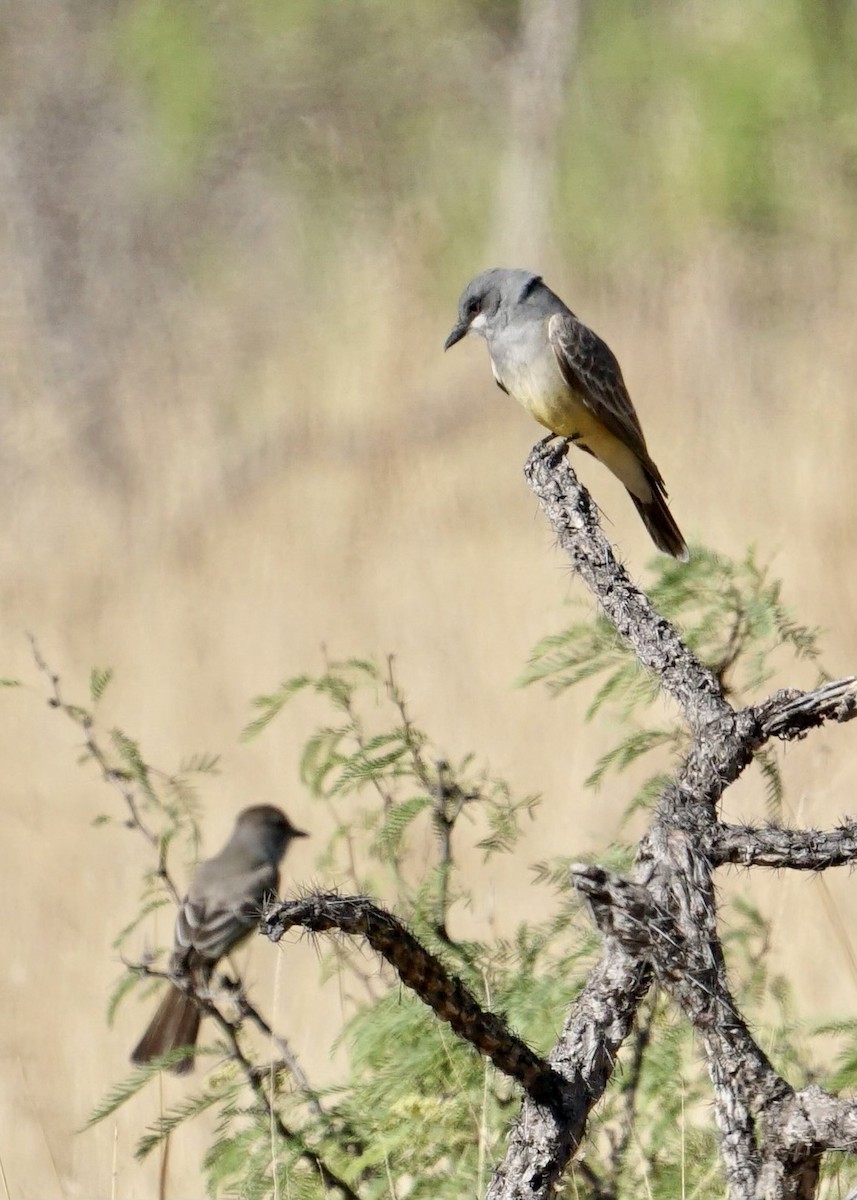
[509,368,652,502]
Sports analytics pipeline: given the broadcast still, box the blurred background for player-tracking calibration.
[2,0,857,1194]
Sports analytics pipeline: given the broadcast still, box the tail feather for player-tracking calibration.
[629,485,689,561]
[131,984,201,1075]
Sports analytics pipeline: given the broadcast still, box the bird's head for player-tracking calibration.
[234,804,308,865]
[443,268,543,349]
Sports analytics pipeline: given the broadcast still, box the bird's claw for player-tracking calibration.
[536,434,572,469]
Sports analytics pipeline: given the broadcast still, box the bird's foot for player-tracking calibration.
[537,434,572,469]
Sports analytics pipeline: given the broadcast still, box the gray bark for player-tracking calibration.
[484,445,857,1200]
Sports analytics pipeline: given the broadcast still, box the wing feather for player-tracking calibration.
[172,861,280,971]
[547,312,664,487]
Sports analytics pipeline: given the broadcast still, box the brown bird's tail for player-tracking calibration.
[629,484,689,561]
[131,984,201,1075]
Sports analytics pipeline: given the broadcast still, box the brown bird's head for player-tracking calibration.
[232,804,308,865]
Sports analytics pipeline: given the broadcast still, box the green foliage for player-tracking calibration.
[524,546,824,700]
[335,994,496,1194]
[114,0,221,186]
[245,656,539,913]
[522,547,826,827]
[101,0,857,280]
[821,1020,857,1093]
[203,1108,328,1200]
[106,970,147,1028]
[85,1059,176,1130]
[135,1084,226,1161]
[557,0,857,256]
[89,667,113,702]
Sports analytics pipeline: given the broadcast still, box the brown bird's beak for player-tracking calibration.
[443,321,469,351]
[293,827,309,838]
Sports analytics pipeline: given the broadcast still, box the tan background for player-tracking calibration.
[2,2,857,1196]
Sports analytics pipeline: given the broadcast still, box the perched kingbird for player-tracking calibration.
[131,805,307,1074]
[445,268,688,560]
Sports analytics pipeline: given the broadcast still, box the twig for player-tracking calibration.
[209,1002,360,1200]
[606,996,657,1193]
[385,655,435,793]
[29,635,181,904]
[431,759,471,945]
[129,959,363,1177]
[227,986,322,1111]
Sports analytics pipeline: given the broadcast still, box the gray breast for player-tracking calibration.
[487,317,567,405]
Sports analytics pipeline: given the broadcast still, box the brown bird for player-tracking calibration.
[131,805,307,1074]
[445,268,688,560]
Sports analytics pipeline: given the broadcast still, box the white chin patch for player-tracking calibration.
[470,311,488,331]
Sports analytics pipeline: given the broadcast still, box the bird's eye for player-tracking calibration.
[466,298,480,317]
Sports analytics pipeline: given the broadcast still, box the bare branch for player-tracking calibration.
[708,821,857,870]
[757,678,857,741]
[572,865,665,956]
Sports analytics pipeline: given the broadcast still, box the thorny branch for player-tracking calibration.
[523,443,730,730]
[263,893,569,1109]
[758,678,857,739]
[708,820,857,870]
[478,445,857,1200]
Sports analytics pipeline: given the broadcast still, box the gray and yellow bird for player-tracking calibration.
[445,268,688,560]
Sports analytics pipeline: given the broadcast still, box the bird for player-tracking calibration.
[131,804,307,1074]
[444,267,688,560]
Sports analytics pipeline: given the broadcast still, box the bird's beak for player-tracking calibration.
[294,828,309,838]
[443,321,469,351]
